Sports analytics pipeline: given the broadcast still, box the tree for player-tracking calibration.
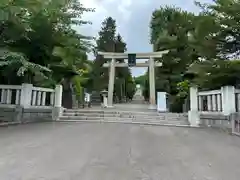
[91,17,117,91]
[150,6,196,97]
[0,0,93,85]
[114,34,131,102]
[0,0,52,84]
[185,0,240,90]
[150,6,201,111]
[134,75,146,87]
[89,17,134,102]
[148,1,240,112]
[196,0,240,58]
[0,0,94,108]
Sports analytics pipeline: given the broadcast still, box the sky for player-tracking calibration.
[79,0,210,77]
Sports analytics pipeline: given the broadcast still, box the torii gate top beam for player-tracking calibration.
[98,50,169,59]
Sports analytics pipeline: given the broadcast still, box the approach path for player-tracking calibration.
[0,122,240,180]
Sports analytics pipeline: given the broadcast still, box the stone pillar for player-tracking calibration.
[52,84,63,120]
[188,86,200,127]
[16,83,33,122]
[157,92,167,112]
[148,57,156,109]
[221,86,236,116]
[20,83,33,108]
[107,58,115,107]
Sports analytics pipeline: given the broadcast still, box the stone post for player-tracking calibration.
[221,86,236,116]
[148,57,156,109]
[107,58,115,108]
[188,86,200,127]
[16,83,33,122]
[20,83,33,108]
[52,84,63,120]
[157,92,167,112]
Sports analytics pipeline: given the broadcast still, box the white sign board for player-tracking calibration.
[157,92,167,112]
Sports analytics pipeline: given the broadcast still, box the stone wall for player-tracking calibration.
[0,108,16,123]
[0,106,52,125]
[200,113,231,131]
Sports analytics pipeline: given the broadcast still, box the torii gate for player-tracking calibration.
[98,50,169,110]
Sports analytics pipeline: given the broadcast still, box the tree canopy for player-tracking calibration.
[0,0,93,87]
[86,17,136,101]
[147,0,240,112]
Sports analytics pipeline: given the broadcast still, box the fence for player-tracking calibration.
[188,86,240,135]
[0,83,62,124]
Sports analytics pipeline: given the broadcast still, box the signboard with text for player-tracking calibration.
[128,54,136,67]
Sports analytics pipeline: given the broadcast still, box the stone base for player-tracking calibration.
[52,107,63,121]
[148,104,157,110]
[188,110,200,127]
[106,105,115,109]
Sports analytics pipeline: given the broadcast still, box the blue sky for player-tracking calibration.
[79,0,210,77]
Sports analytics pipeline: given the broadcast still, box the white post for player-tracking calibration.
[6,89,12,104]
[157,92,167,112]
[221,86,235,115]
[20,83,33,108]
[41,92,46,106]
[188,86,200,127]
[107,58,115,108]
[54,85,63,108]
[148,57,156,109]
[52,84,63,120]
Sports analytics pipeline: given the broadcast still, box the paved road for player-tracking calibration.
[1,122,240,180]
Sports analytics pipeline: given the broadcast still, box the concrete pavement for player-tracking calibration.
[0,122,240,180]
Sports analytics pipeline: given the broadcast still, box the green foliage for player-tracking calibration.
[187,0,240,89]
[90,17,118,91]
[192,60,240,90]
[0,49,50,79]
[0,0,93,89]
[176,80,190,98]
[149,1,240,112]
[89,16,135,101]
[196,0,240,57]
[134,75,146,87]
[150,6,196,98]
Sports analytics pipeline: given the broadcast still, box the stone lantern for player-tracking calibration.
[101,90,108,108]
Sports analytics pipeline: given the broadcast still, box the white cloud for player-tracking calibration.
[117,0,133,20]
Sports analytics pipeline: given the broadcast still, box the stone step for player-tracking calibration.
[64,109,156,114]
[61,112,187,121]
[63,109,187,117]
[63,111,163,117]
[62,112,164,117]
[61,109,189,126]
[59,116,189,125]
[60,114,189,123]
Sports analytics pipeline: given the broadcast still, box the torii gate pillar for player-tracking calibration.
[107,58,115,108]
[148,57,156,109]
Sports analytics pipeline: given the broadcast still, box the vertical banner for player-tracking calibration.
[128,53,136,67]
[157,92,167,112]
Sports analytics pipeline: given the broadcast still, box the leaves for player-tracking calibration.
[0,49,51,77]
[0,0,93,86]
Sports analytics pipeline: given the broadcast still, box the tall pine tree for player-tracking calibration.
[92,17,117,91]
[90,17,135,101]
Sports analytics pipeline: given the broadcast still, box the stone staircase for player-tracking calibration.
[90,91,102,106]
[59,109,190,127]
